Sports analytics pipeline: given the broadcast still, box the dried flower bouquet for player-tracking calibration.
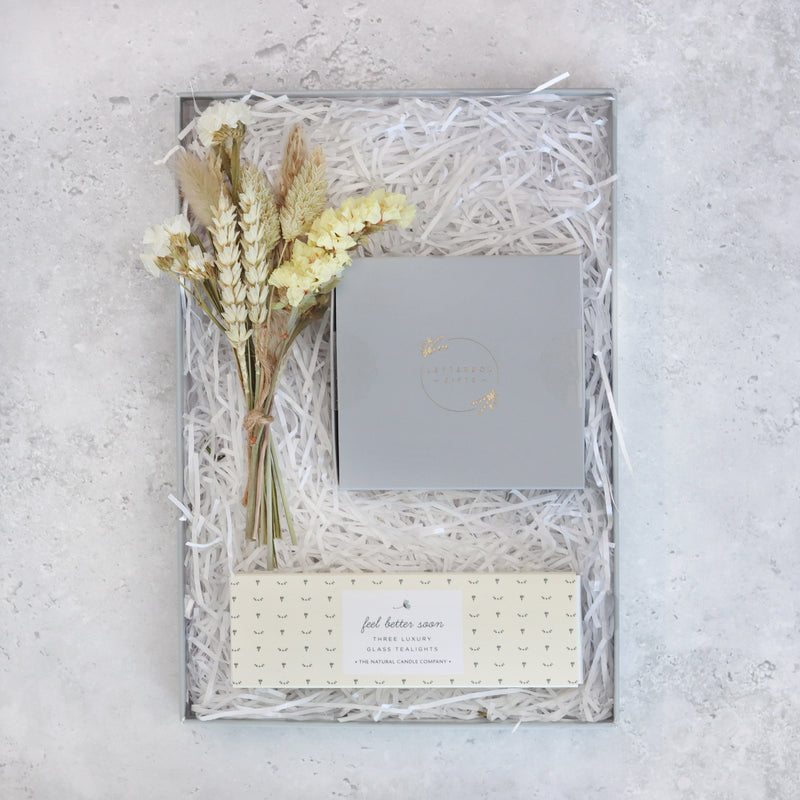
[141,100,414,567]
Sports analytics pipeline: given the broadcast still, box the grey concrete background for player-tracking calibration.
[2,1,798,797]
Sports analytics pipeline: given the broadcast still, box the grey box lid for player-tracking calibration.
[334,255,584,490]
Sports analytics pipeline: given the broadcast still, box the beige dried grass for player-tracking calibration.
[279,147,327,242]
[275,125,308,206]
[176,151,225,229]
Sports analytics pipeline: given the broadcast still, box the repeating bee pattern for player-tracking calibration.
[230,573,582,689]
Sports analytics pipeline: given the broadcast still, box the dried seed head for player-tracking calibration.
[239,165,281,325]
[211,189,250,353]
[275,125,308,206]
[279,147,327,242]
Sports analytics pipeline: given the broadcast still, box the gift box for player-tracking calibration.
[334,254,585,490]
[174,88,618,724]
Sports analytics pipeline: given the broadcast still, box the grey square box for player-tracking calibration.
[334,255,584,490]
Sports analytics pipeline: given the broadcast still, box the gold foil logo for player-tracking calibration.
[420,336,499,413]
[421,336,449,358]
[471,389,497,414]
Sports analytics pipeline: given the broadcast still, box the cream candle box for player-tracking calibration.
[333,255,584,490]
[230,572,583,689]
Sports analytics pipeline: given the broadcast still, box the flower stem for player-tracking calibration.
[265,439,275,568]
[165,272,225,330]
[244,435,262,540]
[270,432,296,546]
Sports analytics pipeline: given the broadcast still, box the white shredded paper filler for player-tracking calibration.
[177,91,616,723]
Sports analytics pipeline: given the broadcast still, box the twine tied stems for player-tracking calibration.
[243,408,274,444]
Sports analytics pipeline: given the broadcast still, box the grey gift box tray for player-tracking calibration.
[175,88,619,725]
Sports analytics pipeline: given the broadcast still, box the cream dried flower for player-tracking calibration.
[140,214,193,275]
[186,244,213,280]
[196,100,254,148]
[268,241,350,307]
[139,251,163,277]
[162,214,192,237]
[141,226,170,259]
[307,190,414,251]
[269,190,414,307]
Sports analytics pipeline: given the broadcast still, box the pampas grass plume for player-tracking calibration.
[177,151,225,229]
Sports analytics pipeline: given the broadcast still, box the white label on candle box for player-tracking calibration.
[230,573,582,689]
[342,590,463,674]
